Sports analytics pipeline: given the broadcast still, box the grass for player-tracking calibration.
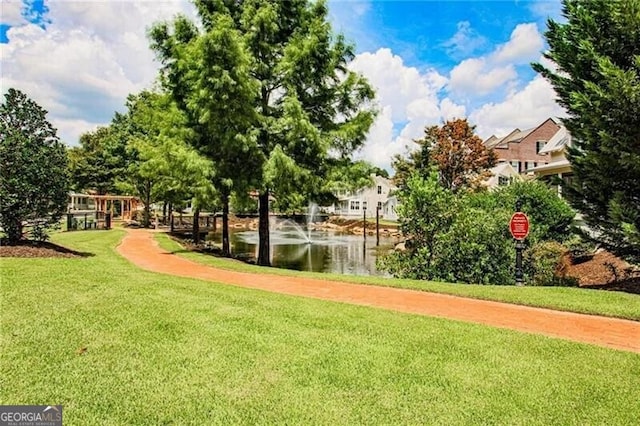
[155,233,640,321]
[1,230,639,424]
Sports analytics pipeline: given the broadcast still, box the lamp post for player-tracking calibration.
[363,206,367,240]
[509,198,530,286]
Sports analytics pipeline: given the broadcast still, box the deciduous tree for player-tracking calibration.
[413,118,496,192]
[151,0,376,265]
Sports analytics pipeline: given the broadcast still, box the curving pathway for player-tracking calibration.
[117,229,640,353]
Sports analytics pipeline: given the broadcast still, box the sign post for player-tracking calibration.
[509,200,530,286]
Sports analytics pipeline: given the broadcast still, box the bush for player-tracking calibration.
[525,241,578,287]
[434,205,513,285]
[379,172,578,285]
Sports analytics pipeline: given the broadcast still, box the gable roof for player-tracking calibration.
[484,117,562,150]
[538,125,571,154]
[485,127,534,149]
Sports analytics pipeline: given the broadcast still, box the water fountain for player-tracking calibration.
[213,202,398,275]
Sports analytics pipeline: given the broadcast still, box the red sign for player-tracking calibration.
[509,212,530,240]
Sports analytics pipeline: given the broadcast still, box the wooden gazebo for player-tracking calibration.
[91,195,140,221]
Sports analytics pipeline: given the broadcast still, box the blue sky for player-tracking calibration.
[1,0,566,170]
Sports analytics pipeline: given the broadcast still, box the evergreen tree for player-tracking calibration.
[0,88,68,243]
[533,0,640,264]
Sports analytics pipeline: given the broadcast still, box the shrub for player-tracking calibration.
[525,241,578,287]
[492,180,576,244]
[379,173,579,285]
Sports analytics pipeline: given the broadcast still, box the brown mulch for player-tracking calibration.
[565,251,640,294]
[0,240,89,258]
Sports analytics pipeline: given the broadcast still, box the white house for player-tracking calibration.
[333,175,397,219]
[530,125,573,196]
[483,162,522,189]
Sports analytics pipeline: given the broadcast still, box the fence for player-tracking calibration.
[170,214,217,232]
[66,211,111,231]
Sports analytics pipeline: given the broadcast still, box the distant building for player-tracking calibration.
[68,192,140,220]
[485,118,560,174]
[333,175,397,220]
[483,162,522,189]
[486,118,575,197]
[530,124,573,196]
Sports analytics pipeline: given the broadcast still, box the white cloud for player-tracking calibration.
[349,48,459,170]
[1,0,196,145]
[469,75,567,138]
[440,98,466,121]
[442,21,487,59]
[449,57,517,96]
[0,0,26,26]
[492,23,544,64]
[354,106,410,169]
[447,23,543,97]
[529,1,564,21]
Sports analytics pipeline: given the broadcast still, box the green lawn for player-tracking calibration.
[155,233,640,321]
[1,230,639,424]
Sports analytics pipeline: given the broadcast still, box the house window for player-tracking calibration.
[377,185,382,194]
[525,161,535,171]
[510,160,519,172]
[350,201,360,210]
[377,201,382,210]
[498,176,510,186]
[363,201,367,211]
[536,140,546,154]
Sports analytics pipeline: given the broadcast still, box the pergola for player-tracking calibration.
[91,195,140,221]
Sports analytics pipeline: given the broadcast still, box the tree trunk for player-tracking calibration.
[4,217,23,245]
[192,207,200,245]
[162,201,167,224]
[169,202,174,233]
[144,180,151,228]
[222,193,230,256]
[257,190,271,266]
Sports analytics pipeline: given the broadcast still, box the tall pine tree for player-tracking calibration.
[533,0,640,264]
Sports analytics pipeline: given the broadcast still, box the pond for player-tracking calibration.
[207,223,400,276]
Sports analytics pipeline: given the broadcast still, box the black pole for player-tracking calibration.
[363,206,366,240]
[515,198,524,286]
[376,206,380,246]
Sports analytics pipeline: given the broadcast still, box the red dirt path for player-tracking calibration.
[117,229,640,353]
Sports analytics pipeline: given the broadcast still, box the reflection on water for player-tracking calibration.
[208,226,399,276]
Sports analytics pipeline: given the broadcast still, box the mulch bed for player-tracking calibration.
[0,240,87,258]
[566,251,640,294]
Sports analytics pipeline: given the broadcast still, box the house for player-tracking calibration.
[382,195,399,221]
[530,124,573,196]
[485,118,561,174]
[333,175,397,219]
[68,192,96,211]
[67,192,140,220]
[483,162,522,189]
